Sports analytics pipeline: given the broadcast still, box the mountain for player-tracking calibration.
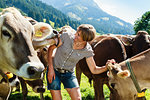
[0,0,80,29]
[40,0,135,35]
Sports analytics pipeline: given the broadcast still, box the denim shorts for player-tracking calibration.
[46,68,79,90]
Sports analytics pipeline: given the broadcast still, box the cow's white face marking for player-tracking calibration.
[1,26,16,64]
[0,20,17,72]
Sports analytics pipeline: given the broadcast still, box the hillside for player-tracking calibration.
[40,0,135,35]
[0,0,80,29]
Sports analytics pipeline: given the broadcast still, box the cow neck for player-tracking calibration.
[126,59,145,98]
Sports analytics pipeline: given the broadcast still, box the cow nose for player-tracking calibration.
[53,30,59,35]
[27,66,37,75]
[27,66,43,79]
[17,62,44,80]
[37,87,45,93]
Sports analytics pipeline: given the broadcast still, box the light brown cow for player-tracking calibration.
[106,48,150,100]
[0,7,58,100]
[0,7,59,79]
[19,46,49,100]
[18,17,59,100]
[0,7,45,79]
[0,7,43,100]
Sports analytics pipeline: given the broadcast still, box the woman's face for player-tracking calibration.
[74,31,84,42]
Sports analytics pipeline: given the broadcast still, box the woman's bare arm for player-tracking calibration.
[86,57,108,74]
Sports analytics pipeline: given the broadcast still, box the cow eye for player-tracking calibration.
[43,48,47,51]
[110,83,116,89]
[2,30,11,38]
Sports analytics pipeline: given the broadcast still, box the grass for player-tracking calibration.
[9,73,95,100]
[9,73,150,100]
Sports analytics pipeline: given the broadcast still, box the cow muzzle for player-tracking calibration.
[33,86,45,93]
[16,62,45,80]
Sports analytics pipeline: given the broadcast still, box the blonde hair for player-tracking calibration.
[77,24,96,42]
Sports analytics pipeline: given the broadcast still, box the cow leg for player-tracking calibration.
[76,63,82,85]
[40,93,44,100]
[93,78,105,100]
[15,85,20,92]
[19,77,28,100]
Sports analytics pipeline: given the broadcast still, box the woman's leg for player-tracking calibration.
[50,90,62,100]
[66,87,81,100]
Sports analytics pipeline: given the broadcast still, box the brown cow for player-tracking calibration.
[106,48,150,100]
[76,31,150,100]
[76,35,127,100]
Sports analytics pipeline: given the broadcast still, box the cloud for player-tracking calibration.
[94,0,117,16]
[94,0,135,24]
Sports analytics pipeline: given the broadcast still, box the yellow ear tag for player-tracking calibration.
[137,92,145,97]
[6,73,13,79]
[35,30,43,37]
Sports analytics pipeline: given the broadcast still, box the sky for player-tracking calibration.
[94,0,150,25]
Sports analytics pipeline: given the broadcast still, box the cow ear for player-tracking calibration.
[33,22,53,41]
[117,70,130,79]
[121,37,132,46]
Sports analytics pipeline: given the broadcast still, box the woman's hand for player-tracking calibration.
[47,66,55,83]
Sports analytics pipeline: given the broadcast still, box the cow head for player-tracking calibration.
[106,59,138,100]
[32,22,59,50]
[0,7,45,80]
[1,72,20,88]
[24,16,59,50]
[59,25,76,34]
[132,31,150,56]
[119,31,150,58]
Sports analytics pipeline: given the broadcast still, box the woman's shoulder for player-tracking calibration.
[85,42,93,51]
[82,43,94,58]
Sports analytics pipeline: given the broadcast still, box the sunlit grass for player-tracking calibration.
[145,89,150,100]
[9,73,150,100]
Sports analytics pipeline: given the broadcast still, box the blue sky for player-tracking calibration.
[94,0,150,24]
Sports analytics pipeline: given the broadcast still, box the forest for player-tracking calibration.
[0,0,80,29]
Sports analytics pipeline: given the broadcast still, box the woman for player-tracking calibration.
[47,24,108,100]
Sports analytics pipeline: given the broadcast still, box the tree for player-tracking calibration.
[134,11,150,34]
[45,17,50,24]
[28,11,36,19]
[0,0,80,30]
[0,0,7,8]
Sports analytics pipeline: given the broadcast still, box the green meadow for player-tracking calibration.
[9,74,150,100]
